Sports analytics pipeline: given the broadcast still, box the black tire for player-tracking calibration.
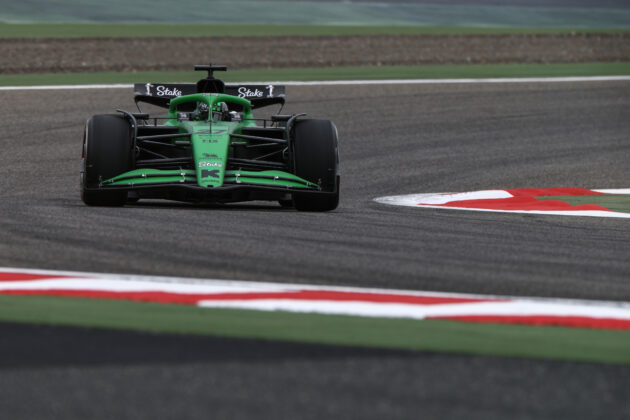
[81,114,133,206]
[292,119,340,212]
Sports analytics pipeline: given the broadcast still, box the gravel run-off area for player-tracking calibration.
[2,33,628,74]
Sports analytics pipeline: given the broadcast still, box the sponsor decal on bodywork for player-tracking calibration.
[237,87,264,98]
[155,85,182,97]
[135,83,196,98]
[225,84,284,99]
[201,169,220,179]
[198,161,222,168]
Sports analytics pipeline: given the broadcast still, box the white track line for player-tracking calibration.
[593,188,630,194]
[197,299,630,321]
[0,84,133,91]
[1,76,629,91]
[385,204,630,219]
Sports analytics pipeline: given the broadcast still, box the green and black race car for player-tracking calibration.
[80,65,339,211]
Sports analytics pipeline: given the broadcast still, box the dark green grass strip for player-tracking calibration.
[2,23,629,38]
[537,195,630,214]
[2,63,629,86]
[1,295,629,365]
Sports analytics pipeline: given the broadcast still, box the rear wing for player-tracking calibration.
[134,83,286,109]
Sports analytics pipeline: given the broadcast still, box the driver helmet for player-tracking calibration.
[212,102,229,121]
[196,102,209,120]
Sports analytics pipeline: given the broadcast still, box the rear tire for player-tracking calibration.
[292,119,339,212]
[81,114,133,206]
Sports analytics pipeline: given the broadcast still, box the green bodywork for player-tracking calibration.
[101,93,317,190]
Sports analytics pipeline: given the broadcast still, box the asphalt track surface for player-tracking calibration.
[1,81,629,418]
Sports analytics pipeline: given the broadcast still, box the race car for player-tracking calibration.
[80,65,339,211]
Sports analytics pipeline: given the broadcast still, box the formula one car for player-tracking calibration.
[80,65,339,211]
